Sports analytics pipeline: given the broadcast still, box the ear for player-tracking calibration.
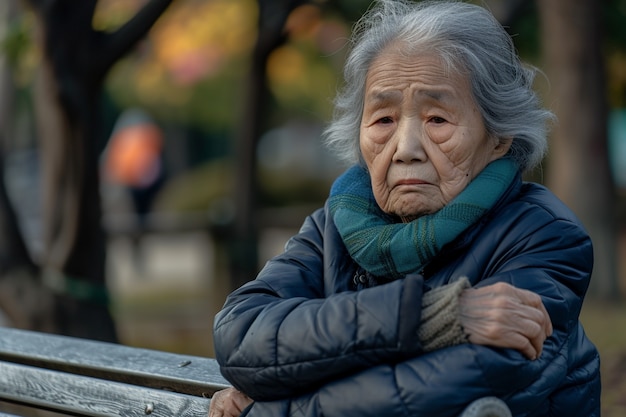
[491,137,512,160]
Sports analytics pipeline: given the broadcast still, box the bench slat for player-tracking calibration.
[0,328,229,397]
[0,361,210,417]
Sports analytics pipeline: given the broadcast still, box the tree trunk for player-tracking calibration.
[538,0,619,300]
[227,0,306,290]
[23,0,173,341]
[0,150,56,331]
[30,5,118,341]
[0,0,55,331]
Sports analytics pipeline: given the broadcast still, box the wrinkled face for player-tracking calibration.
[360,48,510,220]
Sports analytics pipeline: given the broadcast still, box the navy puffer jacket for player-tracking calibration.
[213,175,601,417]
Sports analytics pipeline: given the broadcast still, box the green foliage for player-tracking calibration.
[506,2,541,62]
[153,159,233,213]
[604,0,626,52]
[259,168,333,206]
[0,19,30,67]
[328,0,375,22]
[580,299,626,417]
[0,13,37,88]
[107,55,249,131]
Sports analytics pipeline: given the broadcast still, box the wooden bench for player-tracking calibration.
[0,327,230,416]
[0,328,513,417]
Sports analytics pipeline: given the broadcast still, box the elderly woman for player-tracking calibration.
[210,1,601,416]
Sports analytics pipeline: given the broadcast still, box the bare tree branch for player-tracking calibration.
[100,0,174,73]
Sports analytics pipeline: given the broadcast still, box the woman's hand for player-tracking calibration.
[459,282,553,360]
[208,387,253,417]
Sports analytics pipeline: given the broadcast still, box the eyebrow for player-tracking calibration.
[365,90,403,106]
[415,88,455,102]
[365,87,456,107]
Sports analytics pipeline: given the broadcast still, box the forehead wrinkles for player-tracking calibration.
[364,53,466,105]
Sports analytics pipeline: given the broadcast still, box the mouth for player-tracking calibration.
[395,179,431,186]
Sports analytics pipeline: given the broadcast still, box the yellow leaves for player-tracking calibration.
[607,51,626,108]
[267,46,306,85]
[106,0,260,123]
[152,0,257,72]
[134,61,190,106]
[264,5,348,119]
[105,0,346,126]
[286,5,322,39]
[93,0,143,31]
[267,44,336,118]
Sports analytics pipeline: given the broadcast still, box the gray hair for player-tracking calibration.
[323,0,554,172]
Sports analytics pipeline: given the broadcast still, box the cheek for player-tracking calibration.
[360,139,386,163]
[425,124,456,146]
[371,180,391,211]
[360,126,393,161]
[438,176,471,203]
[426,127,469,164]
[428,129,494,179]
[360,133,395,183]
[366,160,392,208]
[360,137,391,209]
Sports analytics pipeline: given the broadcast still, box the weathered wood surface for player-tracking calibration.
[0,328,231,416]
[0,361,209,416]
[0,328,229,396]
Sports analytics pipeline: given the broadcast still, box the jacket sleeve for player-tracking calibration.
[235,205,597,416]
[242,333,575,417]
[213,209,426,401]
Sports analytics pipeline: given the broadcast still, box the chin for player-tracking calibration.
[392,207,428,222]
[392,204,440,221]
[387,194,439,215]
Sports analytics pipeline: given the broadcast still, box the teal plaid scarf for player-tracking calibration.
[328,158,518,279]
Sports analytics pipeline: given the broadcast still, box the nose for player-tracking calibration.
[392,119,427,163]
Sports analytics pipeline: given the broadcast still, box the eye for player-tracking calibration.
[429,116,447,124]
[377,116,394,124]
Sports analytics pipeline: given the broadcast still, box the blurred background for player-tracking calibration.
[0,0,624,415]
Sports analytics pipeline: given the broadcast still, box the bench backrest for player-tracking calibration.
[0,327,230,416]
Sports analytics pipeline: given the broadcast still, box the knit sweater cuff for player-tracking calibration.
[418,277,470,352]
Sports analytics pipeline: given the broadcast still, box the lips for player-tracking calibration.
[395,178,431,186]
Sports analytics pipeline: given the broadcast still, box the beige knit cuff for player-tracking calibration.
[418,277,470,352]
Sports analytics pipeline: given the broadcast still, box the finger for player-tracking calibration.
[513,287,543,308]
[518,316,546,359]
[209,390,228,417]
[467,323,539,360]
[491,284,551,334]
[460,286,552,359]
[530,301,552,339]
[208,402,220,417]
[214,387,252,415]
[208,400,223,417]
[461,300,545,358]
[509,332,538,360]
[512,288,553,338]
[231,392,253,412]
[505,302,550,357]
[536,299,553,336]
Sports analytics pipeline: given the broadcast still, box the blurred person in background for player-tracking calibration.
[103,108,165,225]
